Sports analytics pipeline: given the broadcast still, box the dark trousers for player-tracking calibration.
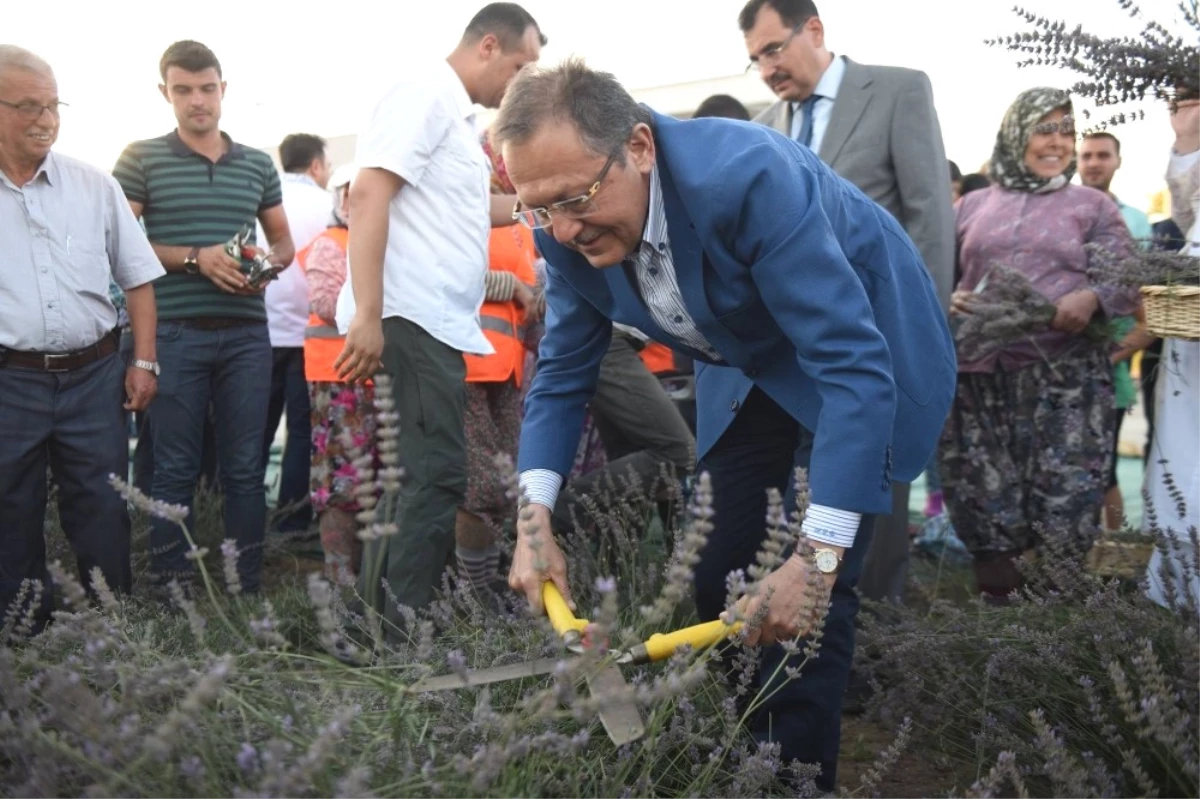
[859,482,910,603]
[148,321,271,590]
[554,332,695,530]
[263,347,312,532]
[695,388,874,792]
[357,316,466,629]
[0,353,131,630]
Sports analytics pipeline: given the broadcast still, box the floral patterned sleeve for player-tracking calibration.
[305,234,348,328]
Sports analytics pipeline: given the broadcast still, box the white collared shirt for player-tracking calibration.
[520,165,863,548]
[789,55,847,154]
[337,60,493,355]
[0,151,163,351]
[264,172,332,347]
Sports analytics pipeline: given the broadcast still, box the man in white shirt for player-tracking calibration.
[335,2,545,628]
[0,46,164,632]
[262,133,332,534]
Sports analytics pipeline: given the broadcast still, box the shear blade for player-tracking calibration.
[410,657,562,692]
[587,664,645,746]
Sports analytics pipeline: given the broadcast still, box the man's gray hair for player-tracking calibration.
[0,45,54,80]
[493,57,652,159]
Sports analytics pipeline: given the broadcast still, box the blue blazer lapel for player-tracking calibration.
[656,162,750,366]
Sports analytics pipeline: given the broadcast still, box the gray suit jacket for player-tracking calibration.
[755,57,955,309]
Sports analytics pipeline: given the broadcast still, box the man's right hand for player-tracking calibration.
[508,503,573,615]
[334,313,384,383]
[196,245,250,293]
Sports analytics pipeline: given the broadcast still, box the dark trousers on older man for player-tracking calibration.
[0,352,131,633]
[357,316,467,637]
[693,388,874,792]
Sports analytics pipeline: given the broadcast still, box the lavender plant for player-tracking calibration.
[3,432,921,797]
[987,0,1200,129]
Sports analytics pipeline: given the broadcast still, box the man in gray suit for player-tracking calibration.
[740,0,955,604]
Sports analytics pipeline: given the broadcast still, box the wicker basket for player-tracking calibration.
[1141,285,1200,340]
[1086,536,1156,579]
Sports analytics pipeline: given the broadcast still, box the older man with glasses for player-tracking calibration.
[0,45,163,633]
[497,59,954,792]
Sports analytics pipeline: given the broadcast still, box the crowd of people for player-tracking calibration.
[2,0,1197,789]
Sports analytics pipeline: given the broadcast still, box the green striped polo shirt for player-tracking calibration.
[113,131,282,322]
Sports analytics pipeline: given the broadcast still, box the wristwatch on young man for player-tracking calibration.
[183,246,201,275]
[131,359,160,377]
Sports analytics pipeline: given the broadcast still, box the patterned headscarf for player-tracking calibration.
[481,129,515,194]
[988,87,1076,194]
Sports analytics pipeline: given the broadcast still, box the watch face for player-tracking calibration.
[814,549,840,574]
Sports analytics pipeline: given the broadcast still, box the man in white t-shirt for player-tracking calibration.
[262,133,332,533]
[335,2,545,627]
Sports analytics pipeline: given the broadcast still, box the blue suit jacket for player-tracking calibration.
[519,111,955,514]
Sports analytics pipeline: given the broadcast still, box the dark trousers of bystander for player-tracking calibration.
[262,346,312,533]
[147,321,271,591]
[356,316,467,636]
[694,388,875,793]
[0,353,131,632]
[553,332,695,532]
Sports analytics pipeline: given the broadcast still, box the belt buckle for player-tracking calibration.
[44,353,71,372]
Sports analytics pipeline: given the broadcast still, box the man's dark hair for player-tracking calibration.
[279,134,327,174]
[693,94,751,121]
[462,3,547,50]
[960,173,992,196]
[1082,130,1122,154]
[159,40,222,82]
[948,160,963,182]
[738,0,820,32]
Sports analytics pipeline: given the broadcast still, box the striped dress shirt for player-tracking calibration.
[520,165,862,548]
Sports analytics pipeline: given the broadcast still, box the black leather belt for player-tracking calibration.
[179,317,262,330]
[1,329,119,372]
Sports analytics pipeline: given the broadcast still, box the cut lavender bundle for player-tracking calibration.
[1085,242,1200,288]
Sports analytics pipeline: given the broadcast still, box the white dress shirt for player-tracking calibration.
[521,165,863,548]
[0,151,163,351]
[336,60,493,355]
[789,55,847,153]
[263,172,331,348]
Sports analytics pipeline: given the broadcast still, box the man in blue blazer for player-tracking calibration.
[494,59,954,790]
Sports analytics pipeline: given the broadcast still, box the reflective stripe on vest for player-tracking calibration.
[478,315,527,341]
[305,324,342,340]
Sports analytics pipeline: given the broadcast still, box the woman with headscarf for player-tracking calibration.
[940,87,1137,600]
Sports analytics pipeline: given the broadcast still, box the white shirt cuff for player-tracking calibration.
[518,469,562,510]
[801,504,862,548]
[1168,147,1200,175]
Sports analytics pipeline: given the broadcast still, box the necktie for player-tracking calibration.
[796,93,821,149]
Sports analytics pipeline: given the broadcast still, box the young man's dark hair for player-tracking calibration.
[462,2,547,49]
[1083,130,1122,154]
[159,40,222,81]
[959,172,992,195]
[948,160,963,182]
[738,0,819,32]
[279,134,327,174]
[693,94,751,120]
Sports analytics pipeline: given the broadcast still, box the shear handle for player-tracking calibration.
[542,582,588,647]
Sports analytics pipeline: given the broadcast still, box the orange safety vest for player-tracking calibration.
[298,227,350,384]
[465,225,537,386]
[639,341,678,375]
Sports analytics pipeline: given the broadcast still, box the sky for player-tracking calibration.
[8,0,1191,212]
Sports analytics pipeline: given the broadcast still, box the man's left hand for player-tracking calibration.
[723,550,838,647]
[1051,289,1100,334]
[124,365,157,412]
